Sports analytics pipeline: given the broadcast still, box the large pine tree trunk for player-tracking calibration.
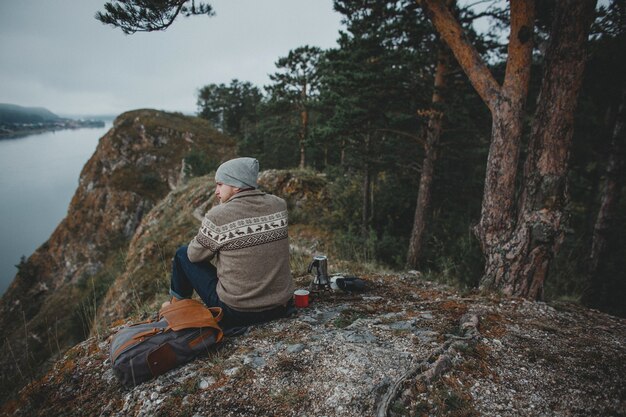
[469,0,535,290]
[419,0,533,285]
[419,0,599,298]
[418,1,534,254]
[487,0,598,298]
[407,46,449,268]
[473,90,528,289]
[585,87,625,304]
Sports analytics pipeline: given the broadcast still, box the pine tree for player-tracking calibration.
[196,79,262,139]
[267,46,323,169]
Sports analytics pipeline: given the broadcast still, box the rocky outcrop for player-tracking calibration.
[2,275,624,416]
[0,110,236,402]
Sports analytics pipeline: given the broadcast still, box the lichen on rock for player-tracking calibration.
[3,275,625,416]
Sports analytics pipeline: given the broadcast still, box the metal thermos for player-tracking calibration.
[308,255,330,290]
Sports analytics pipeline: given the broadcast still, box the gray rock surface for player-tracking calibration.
[4,276,625,417]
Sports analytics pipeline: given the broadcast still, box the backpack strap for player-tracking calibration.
[208,307,223,322]
[111,327,162,362]
[159,299,223,342]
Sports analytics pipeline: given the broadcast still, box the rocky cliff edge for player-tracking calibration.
[3,274,625,416]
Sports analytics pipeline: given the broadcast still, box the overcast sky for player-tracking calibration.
[0,0,343,117]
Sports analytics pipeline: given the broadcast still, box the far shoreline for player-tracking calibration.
[0,121,106,140]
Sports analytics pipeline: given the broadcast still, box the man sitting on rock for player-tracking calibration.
[165,157,295,328]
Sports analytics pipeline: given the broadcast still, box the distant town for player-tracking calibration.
[0,103,106,139]
[0,118,105,139]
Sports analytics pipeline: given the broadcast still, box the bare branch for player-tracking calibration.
[463,0,496,9]
[459,10,507,23]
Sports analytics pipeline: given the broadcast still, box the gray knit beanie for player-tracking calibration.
[215,157,259,189]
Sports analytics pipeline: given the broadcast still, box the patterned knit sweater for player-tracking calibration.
[187,190,294,312]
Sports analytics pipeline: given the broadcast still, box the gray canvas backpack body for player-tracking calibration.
[109,299,223,387]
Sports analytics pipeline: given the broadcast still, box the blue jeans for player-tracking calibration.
[170,246,291,329]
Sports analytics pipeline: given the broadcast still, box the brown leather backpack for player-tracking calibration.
[109,299,223,387]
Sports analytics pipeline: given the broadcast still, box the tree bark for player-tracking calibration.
[585,86,625,304]
[299,108,308,169]
[471,0,534,291]
[362,133,372,236]
[407,45,450,268]
[299,81,308,169]
[490,0,598,298]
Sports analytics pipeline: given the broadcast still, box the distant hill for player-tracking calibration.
[0,104,107,138]
[0,103,61,124]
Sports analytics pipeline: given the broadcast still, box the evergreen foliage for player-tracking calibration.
[267,46,323,104]
[267,46,324,168]
[196,80,262,139]
[96,0,213,33]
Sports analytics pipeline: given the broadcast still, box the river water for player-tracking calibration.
[0,123,111,295]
